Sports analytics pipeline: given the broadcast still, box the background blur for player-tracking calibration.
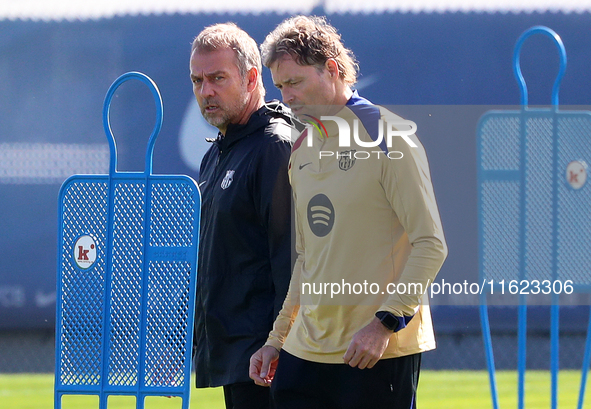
[1,0,591,374]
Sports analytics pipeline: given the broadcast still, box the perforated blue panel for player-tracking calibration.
[56,175,199,408]
[55,72,200,409]
[556,116,591,284]
[107,182,144,388]
[480,180,520,282]
[58,181,108,388]
[478,26,591,409]
[478,111,591,288]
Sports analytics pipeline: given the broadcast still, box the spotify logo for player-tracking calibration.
[307,194,335,237]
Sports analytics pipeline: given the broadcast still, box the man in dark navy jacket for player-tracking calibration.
[189,23,296,409]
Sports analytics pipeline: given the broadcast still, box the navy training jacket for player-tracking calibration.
[193,101,298,387]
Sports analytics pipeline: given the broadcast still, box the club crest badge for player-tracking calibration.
[221,170,235,189]
[338,150,356,171]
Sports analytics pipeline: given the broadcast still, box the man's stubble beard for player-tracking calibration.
[202,90,250,130]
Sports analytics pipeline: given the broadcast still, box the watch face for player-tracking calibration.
[377,311,399,331]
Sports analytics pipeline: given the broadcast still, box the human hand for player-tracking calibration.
[343,317,392,369]
[249,345,280,387]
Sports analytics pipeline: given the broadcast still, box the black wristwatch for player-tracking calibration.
[375,311,399,332]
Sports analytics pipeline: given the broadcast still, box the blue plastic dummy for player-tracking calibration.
[478,26,591,409]
[54,72,200,409]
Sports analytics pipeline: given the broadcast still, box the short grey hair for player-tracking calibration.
[192,23,264,95]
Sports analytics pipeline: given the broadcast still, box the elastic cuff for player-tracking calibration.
[264,339,283,352]
[393,314,415,332]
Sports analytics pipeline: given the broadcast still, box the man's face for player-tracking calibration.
[270,54,335,118]
[190,47,249,131]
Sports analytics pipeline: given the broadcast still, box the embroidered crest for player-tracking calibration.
[220,170,235,189]
[338,150,356,171]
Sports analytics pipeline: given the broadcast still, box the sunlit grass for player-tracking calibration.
[1,370,588,408]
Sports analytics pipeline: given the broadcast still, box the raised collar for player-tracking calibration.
[208,100,295,150]
[346,89,373,107]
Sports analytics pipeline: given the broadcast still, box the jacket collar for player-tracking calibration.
[207,100,296,150]
[346,89,372,107]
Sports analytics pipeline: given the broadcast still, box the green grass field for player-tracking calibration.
[0,371,587,408]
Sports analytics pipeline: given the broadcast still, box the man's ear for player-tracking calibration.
[325,59,340,80]
[246,67,258,92]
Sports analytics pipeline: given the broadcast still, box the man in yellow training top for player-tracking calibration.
[249,15,448,409]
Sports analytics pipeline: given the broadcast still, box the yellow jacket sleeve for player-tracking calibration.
[378,130,448,317]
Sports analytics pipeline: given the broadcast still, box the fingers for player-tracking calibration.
[260,346,279,379]
[343,340,382,369]
[267,365,277,379]
[343,343,355,365]
[364,355,380,369]
[260,350,272,379]
[345,346,362,368]
[358,354,379,370]
[249,346,279,387]
[344,319,391,369]
[249,351,267,386]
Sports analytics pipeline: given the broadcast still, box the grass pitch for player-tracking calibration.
[0,370,587,408]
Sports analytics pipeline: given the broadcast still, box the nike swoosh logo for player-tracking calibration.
[199,181,207,187]
[299,162,312,170]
